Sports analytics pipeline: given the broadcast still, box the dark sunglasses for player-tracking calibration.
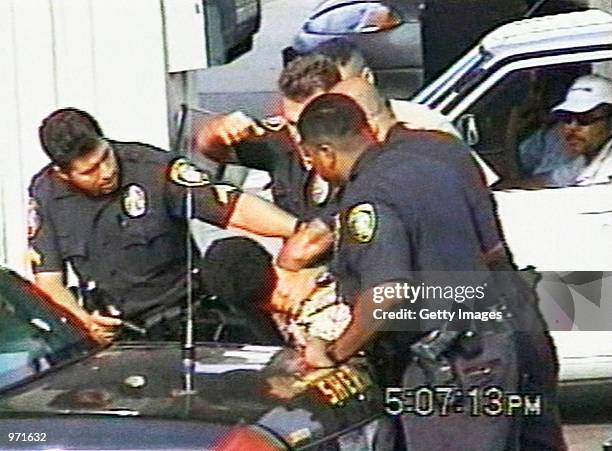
[554,111,611,126]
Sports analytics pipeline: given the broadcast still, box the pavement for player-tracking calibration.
[565,424,611,450]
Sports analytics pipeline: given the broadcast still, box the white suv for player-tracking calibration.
[414,9,612,383]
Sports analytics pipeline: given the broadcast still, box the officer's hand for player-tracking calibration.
[303,338,335,369]
[277,219,334,271]
[210,111,266,146]
[87,310,123,344]
[271,266,322,314]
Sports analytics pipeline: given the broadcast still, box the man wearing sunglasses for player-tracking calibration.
[540,74,612,186]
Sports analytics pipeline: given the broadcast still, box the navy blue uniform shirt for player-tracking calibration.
[29,141,240,318]
[334,126,504,329]
[234,130,337,220]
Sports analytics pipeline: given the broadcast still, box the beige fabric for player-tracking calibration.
[390,99,500,186]
[390,99,461,138]
[576,138,612,185]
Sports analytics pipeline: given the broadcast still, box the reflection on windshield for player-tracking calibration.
[413,48,490,107]
[0,269,97,391]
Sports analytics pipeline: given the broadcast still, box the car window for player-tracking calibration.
[455,59,612,188]
[0,269,97,392]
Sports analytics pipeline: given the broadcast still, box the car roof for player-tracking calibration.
[481,9,612,59]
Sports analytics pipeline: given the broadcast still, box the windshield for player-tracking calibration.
[412,47,489,108]
[0,268,98,392]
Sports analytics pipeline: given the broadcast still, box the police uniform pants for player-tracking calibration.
[514,301,567,451]
[491,268,567,450]
[400,331,519,451]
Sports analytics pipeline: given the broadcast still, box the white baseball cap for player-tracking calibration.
[551,74,612,113]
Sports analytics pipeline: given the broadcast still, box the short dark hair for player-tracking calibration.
[297,93,370,148]
[278,54,341,102]
[311,38,367,71]
[39,108,104,168]
[199,236,276,307]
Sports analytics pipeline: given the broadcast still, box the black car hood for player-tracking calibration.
[1,343,274,419]
[0,342,381,449]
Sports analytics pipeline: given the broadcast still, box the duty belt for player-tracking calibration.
[411,302,514,362]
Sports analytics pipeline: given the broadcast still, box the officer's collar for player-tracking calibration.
[348,143,384,181]
[384,123,413,148]
[348,124,407,181]
[50,169,85,200]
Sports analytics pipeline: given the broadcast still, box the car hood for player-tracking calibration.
[0,342,381,448]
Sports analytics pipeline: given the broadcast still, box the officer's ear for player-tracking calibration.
[318,143,337,166]
[361,66,375,85]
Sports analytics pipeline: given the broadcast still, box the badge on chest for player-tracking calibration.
[122,184,147,218]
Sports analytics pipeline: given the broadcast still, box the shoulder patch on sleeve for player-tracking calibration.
[27,198,41,240]
[347,203,377,244]
[169,158,210,187]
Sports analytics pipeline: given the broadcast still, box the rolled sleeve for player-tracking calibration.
[192,183,241,227]
[234,135,284,172]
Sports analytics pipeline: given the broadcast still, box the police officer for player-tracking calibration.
[193,39,488,223]
[294,92,566,450]
[196,44,481,308]
[28,108,302,342]
[194,52,342,221]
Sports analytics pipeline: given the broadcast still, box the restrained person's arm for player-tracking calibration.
[301,281,412,368]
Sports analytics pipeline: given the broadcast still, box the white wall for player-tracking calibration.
[90,0,170,147]
[0,0,56,277]
[0,1,20,269]
[0,0,172,276]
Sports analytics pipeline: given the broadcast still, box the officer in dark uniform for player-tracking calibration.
[194,53,342,221]
[28,108,301,342]
[294,92,567,450]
